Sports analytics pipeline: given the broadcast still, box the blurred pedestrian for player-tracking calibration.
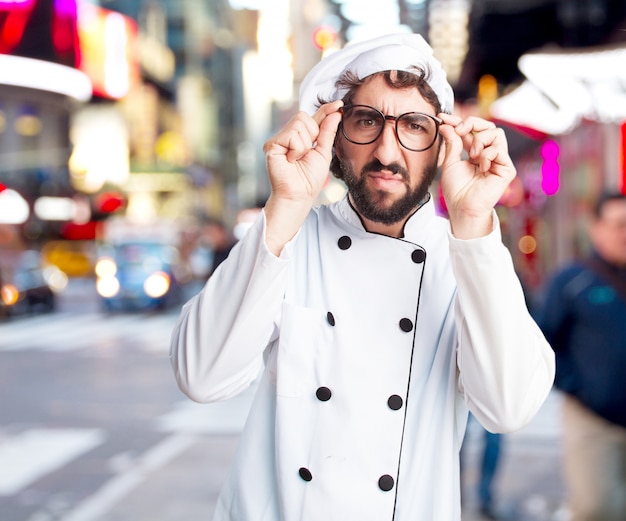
[171,33,554,520]
[462,415,503,520]
[536,191,626,521]
[204,218,237,277]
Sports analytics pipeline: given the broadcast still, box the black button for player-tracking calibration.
[399,318,413,332]
[316,386,332,401]
[299,467,312,481]
[378,474,395,491]
[337,235,352,250]
[327,312,335,326]
[387,395,403,410]
[411,249,426,263]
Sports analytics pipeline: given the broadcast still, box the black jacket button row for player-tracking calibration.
[299,467,395,491]
[411,248,426,264]
[399,318,413,332]
[337,235,352,250]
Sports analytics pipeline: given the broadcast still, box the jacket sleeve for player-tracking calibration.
[450,214,555,433]
[170,211,292,403]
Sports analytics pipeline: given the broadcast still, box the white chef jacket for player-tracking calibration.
[171,195,555,521]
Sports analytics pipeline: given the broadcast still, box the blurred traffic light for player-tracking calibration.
[312,26,337,50]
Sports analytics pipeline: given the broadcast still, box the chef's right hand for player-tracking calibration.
[262,101,343,256]
[263,100,343,206]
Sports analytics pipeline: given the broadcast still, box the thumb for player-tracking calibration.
[315,111,342,160]
[310,100,343,160]
[438,124,464,169]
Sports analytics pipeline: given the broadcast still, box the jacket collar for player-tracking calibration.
[331,193,437,240]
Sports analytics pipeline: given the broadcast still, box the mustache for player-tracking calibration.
[361,160,409,181]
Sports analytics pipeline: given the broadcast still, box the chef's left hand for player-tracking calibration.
[438,113,516,239]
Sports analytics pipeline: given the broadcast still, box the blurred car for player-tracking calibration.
[0,250,61,317]
[95,242,185,312]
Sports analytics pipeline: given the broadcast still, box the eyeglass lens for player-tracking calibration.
[341,105,439,152]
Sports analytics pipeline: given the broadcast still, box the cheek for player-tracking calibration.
[340,143,370,172]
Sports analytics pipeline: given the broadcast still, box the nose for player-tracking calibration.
[373,119,402,166]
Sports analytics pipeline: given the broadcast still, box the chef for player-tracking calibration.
[170,32,555,520]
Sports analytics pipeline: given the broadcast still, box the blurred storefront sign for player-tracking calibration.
[0,54,91,101]
[491,44,626,136]
[76,2,139,100]
[0,0,80,68]
[68,105,130,193]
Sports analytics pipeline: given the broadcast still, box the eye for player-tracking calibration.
[400,114,434,134]
[350,108,382,129]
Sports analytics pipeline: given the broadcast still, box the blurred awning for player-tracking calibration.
[490,44,626,135]
[0,54,92,102]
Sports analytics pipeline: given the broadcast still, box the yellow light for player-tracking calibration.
[1,284,19,306]
[144,271,170,298]
[95,257,117,278]
[96,276,120,298]
[312,26,337,51]
[14,114,42,137]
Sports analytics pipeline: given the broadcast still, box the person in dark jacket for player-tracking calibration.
[536,191,626,521]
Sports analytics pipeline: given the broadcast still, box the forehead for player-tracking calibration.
[350,74,436,115]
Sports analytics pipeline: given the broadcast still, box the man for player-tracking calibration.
[171,33,555,520]
[536,192,626,521]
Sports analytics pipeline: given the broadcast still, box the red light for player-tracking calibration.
[95,192,125,213]
[0,182,6,193]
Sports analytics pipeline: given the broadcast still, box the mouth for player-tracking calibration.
[368,171,405,190]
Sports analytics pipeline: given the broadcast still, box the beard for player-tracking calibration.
[337,153,439,226]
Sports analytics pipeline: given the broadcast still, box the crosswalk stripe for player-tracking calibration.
[0,312,179,353]
[57,434,197,521]
[0,428,105,496]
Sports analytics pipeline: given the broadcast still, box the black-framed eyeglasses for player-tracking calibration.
[339,104,442,152]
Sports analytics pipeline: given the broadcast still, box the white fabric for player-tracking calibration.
[170,196,555,521]
[299,33,455,115]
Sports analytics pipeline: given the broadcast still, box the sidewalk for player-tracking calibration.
[461,390,568,521]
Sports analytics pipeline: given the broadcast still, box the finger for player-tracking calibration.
[265,114,317,162]
[311,100,344,126]
[283,102,342,162]
[438,123,464,167]
[467,128,501,159]
[454,116,496,137]
[467,129,512,173]
[314,110,342,160]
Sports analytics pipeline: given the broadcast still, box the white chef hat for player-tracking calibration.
[299,32,454,115]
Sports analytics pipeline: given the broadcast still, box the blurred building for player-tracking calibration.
[0,0,91,245]
[3,0,625,287]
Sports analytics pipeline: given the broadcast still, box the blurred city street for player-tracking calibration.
[0,278,567,521]
[2,0,625,519]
